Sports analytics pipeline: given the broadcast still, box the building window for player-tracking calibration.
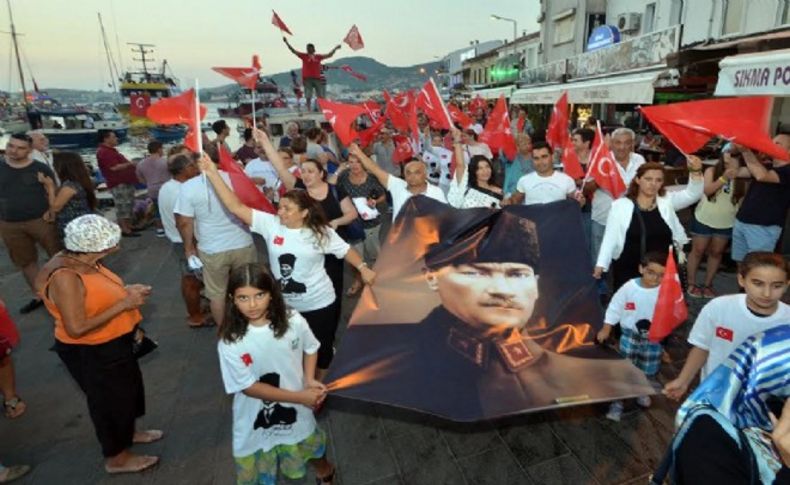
[669,0,683,25]
[722,0,744,35]
[782,0,790,25]
[553,10,576,45]
[644,3,656,34]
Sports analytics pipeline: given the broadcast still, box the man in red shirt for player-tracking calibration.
[96,130,140,237]
[283,37,341,112]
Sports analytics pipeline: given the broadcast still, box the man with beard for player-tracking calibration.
[326,211,654,420]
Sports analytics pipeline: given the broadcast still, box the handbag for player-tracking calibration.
[330,184,366,243]
[132,327,158,359]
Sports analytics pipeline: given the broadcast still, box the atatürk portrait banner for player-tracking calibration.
[326,197,656,421]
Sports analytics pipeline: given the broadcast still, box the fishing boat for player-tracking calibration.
[116,43,180,128]
[149,124,186,143]
[217,78,287,118]
[35,109,128,149]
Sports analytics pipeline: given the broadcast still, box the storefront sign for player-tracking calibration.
[586,25,620,51]
[715,49,790,96]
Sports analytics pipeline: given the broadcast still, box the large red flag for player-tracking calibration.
[129,93,150,117]
[218,146,276,214]
[252,55,261,71]
[447,103,474,129]
[147,89,207,152]
[587,123,627,198]
[649,250,688,343]
[383,90,412,132]
[271,10,293,35]
[561,137,585,179]
[640,96,787,161]
[343,24,365,50]
[317,98,365,146]
[416,78,451,130]
[479,95,517,160]
[212,67,259,90]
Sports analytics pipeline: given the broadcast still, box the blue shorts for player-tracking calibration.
[689,215,732,239]
[731,219,782,262]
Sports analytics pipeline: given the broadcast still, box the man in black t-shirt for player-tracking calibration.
[0,133,61,313]
[731,135,790,264]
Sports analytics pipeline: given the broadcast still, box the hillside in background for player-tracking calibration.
[15,56,440,104]
[203,56,442,98]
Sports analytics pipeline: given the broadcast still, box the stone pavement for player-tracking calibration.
[0,228,740,485]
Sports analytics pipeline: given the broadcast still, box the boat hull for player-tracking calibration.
[149,125,186,143]
[43,128,128,149]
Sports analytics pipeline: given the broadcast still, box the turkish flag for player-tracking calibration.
[212,67,259,90]
[715,326,734,342]
[359,100,381,122]
[640,96,788,161]
[271,10,293,35]
[383,90,412,133]
[129,93,151,117]
[468,95,487,114]
[586,123,627,198]
[392,134,415,163]
[448,104,474,129]
[340,65,367,81]
[561,136,585,179]
[317,98,365,146]
[546,92,569,149]
[343,24,365,51]
[517,115,526,133]
[358,116,385,148]
[416,78,451,130]
[648,250,688,343]
[147,89,207,152]
[479,95,517,160]
[218,145,276,214]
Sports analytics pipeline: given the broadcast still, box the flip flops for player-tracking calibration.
[104,455,159,475]
[3,396,26,419]
[133,429,164,444]
[0,464,31,483]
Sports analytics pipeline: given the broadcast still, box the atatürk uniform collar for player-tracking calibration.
[429,307,543,373]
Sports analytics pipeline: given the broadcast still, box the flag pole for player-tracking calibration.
[251,87,257,131]
[581,120,603,185]
[195,78,211,212]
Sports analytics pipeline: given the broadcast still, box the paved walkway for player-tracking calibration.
[0,227,739,485]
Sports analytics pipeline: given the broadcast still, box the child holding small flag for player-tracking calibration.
[664,251,790,401]
[597,251,667,421]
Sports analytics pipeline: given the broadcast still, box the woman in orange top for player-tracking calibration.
[35,214,161,475]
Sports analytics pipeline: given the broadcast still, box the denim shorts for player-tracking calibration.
[689,215,732,239]
[731,219,782,262]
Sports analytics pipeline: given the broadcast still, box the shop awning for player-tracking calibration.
[474,85,515,99]
[512,69,675,105]
[714,48,790,96]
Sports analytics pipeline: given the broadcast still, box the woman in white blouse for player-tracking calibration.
[447,127,503,209]
[594,158,704,291]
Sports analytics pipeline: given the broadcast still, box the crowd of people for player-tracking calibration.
[1,93,790,483]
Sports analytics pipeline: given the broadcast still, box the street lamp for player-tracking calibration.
[490,14,517,42]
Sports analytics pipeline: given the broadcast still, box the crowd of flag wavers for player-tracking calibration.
[2,21,790,484]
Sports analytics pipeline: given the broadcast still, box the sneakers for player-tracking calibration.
[636,395,652,408]
[19,298,44,314]
[156,229,166,238]
[606,401,624,422]
[687,284,703,298]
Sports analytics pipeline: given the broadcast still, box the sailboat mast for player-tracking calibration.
[97,12,118,93]
[6,0,28,106]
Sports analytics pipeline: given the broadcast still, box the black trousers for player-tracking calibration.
[55,331,145,457]
[301,302,340,369]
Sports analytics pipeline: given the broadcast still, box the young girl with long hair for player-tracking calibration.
[218,264,335,484]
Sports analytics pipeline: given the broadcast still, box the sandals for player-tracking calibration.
[0,464,31,483]
[105,455,159,474]
[187,317,216,329]
[3,396,26,419]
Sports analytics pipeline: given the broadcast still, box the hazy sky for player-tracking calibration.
[2,0,540,91]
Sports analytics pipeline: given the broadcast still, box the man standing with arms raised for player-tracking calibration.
[282,37,341,112]
[0,133,61,313]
